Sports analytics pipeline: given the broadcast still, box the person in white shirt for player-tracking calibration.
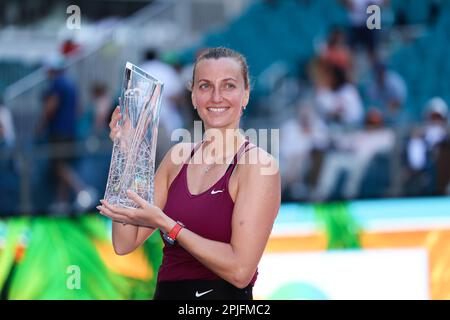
[366,62,408,125]
[313,60,364,127]
[405,97,449,195]
[406,97,449,171]
[280,101,329,199]
[312,108,395,200]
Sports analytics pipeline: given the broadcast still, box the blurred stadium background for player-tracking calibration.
[0,0,449,299]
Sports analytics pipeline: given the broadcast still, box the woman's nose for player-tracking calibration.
[211,88,223,103]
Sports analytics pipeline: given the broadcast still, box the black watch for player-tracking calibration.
[162,221,185,245]
[162,231,177,245]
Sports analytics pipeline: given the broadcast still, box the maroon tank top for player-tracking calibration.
[157,139,258,286]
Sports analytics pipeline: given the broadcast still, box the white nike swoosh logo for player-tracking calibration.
[195,289,214,297]
[211,189,224,195]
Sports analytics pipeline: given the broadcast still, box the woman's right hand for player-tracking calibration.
[109,106,121,141]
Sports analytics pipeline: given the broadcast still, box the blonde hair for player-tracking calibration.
[190,47,250,91]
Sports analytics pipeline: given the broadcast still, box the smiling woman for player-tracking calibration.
[98,47,281,300]
[191,48,250,131]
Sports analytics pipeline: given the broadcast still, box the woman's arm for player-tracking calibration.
[110,152,167,255]
[109,140,192,255]
[106,104,192,255]
[160,148,281,288]
[100,148,280,288]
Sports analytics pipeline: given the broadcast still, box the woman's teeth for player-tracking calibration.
[207,107,229,113]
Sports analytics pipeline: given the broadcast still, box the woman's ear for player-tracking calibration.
[191,91,197,109]
[242,89,250,108]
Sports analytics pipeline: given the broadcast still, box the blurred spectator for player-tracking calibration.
[0,97,18,214]
[405,97,449,195]
[37,56,78,139]
[320,27,353,76]
[341,0,387,60]
[280,101,329,200]
[75,82,113,202]
[0,100,15,149]
[366,61,408,125]
[77,82,113,140]
[312,108,395,200]
[407,97,448,169]
[90,82,113,135]
[422,98,449,149]
[311,59,364,127]
[435,135,450,195]
[407,128,427,172]
[0,96,15,170]
[37,56,96,214]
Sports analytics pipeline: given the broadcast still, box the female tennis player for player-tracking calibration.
[98,47,281,300]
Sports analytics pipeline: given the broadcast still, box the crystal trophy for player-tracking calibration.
[104,62,164,208]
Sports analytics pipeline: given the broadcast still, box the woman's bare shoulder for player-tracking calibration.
[239,145,280,178]
[229,145,278,198]
[232,145,280,214]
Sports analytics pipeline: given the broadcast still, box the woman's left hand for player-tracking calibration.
[97,190,165,228]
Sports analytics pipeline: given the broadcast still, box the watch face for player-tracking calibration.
[163,232,175,245]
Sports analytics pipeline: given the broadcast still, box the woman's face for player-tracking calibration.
[191,57,249,130]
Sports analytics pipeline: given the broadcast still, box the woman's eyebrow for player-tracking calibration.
[197,77,237,83]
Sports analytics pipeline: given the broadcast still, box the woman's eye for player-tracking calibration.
[199,83,209,89]
[225,83,236,89]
